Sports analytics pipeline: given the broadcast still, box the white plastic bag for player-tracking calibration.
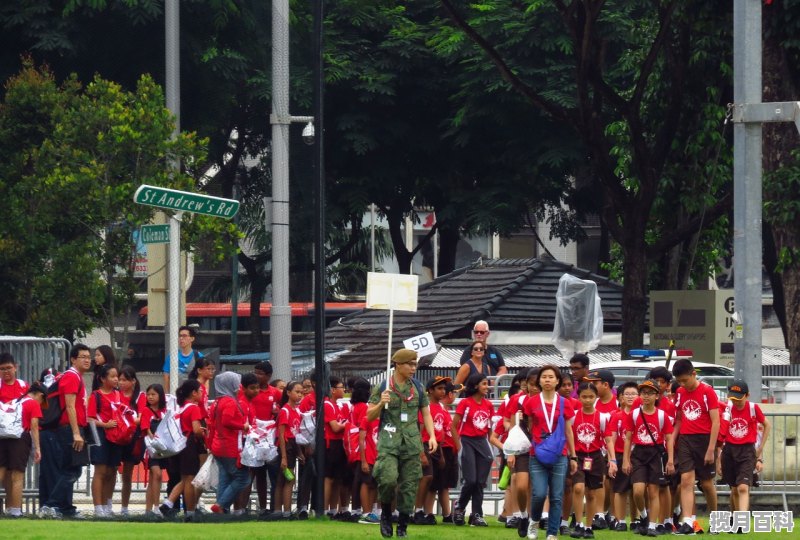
[148,405,187,458]
[192,455,219,490]
[0,398,26,439]
[503,424,532,456]
[295,411,316,447]
[240,433,264,468]
[551,273,603,358]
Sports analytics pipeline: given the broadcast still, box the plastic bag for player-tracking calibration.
[551,273,603,358]
[503,424,532,456]
[240,433,264,468]
[147,406,187,458]
[0,398,26,439]
[295,411,316,448]
[192,455,219,490]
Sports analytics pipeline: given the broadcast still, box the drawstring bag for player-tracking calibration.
[533,397,566,466]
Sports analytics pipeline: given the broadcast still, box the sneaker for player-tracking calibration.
[614,522,628,531]
[95,508,109,518]
[64,510,83,520]
[119,508,130,517]
[159,503,177,518]
[413,510,426,525]
[518,517,530,538]
[560,525,571,535]
[453,507,466,526]
[639,515,650,535]
[527,519,539,540]
[631,519,641,533]
[571,526,585,538]
[506,516,520,528]
[583,529,595,539]
[442,514,453,523]
[656,524,667,535]
[645,528,658,537]
[593,516,609,530]
[470,513,488,527]
[674,522,696,535]
[38,506,56,518]
[424,513,437,525]
[339,511,353,522]
[499,514,508,523]
[297,509,309,520]
[547,536,559,540]
[693,520,704,534]
[360,512,381,524]
[540,517,548,530]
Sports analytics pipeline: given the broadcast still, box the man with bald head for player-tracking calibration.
[459,320,508,376]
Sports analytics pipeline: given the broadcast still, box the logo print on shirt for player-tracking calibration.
[472,410,490,431]
[729,418,749,440]
[682,399,703,421]
[434,413,444,433]
[636,422,659,444]
[576,423,597,447]
[290,418,300,436]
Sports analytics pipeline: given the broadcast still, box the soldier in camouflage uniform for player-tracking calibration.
[367,349,437,538]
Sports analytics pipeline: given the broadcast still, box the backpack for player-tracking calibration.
[0,397,30,439]
[720,399,757,442]
[533,396,567,466]
[93,392,137,446]
[40,370,84,430]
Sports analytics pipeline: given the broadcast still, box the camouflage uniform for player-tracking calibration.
[370,376,429,513]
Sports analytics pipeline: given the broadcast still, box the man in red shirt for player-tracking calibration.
[39,344,91,518]
[672,359,720,535]
[0,353,28,404]
[252,361,283,512]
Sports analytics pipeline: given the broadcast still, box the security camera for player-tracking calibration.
[302,122,315,145]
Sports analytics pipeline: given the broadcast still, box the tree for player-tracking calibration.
[435,0,734,355]
[0,60,211,341]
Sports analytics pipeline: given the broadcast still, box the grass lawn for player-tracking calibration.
[4,516,800,540]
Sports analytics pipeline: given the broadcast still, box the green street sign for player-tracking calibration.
[140,224,170,244]
[133,184,239,218]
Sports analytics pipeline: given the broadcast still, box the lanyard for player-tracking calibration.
[390,377,415,403]
[541,394,557,433]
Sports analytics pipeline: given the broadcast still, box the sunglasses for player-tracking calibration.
[473,330,488,335]
[472,347,485,352]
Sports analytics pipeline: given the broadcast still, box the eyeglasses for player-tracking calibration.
[473,330,488,335]
[77,354,92,360]
[333,385,345,390]
[179,333,191,338]
[472,347,485,352]
[0,366,13,372]
[569,366,584,371]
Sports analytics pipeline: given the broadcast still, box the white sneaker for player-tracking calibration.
[546,536,558,540]
[527,519,539,539]
[38,506,54,518]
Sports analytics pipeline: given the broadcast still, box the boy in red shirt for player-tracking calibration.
[0,353,28,404]
[583,368,618,529]
[413,376,450,525]
[671,359,720,535]
[719,380,770,524]
[609,381,638,531]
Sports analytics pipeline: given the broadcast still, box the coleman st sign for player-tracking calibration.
[140,224,170,244]
[133,185,239,218]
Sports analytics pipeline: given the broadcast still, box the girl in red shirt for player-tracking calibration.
[88,364,122,517]
[160,379,206,519]
[570,382,617,538]
[452,373,495,527]
[2,382,44,517]
[276,381,304,514]
[118,365,146,516]
[141,383,167,517]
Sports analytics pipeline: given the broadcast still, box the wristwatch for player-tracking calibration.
[569,456,578,462]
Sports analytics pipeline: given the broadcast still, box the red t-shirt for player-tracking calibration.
[88,389,122,423]
[0,379,29,404]
[21,397,43,430]
[610,409,631,454]
[720,401,764,445]
[504,392,527,419]
[625,408,673,446]
[595,396,619,416]
[278,403,302,441]
[572,408,612,454]
[675,382,719,435]
[179,402,204,435]
[323,398,345,443]
[440,404,455,449]
[632,395,677,419]
[523,394,575,456]
[298,393,316,413]
[140,407,165,433]
[211,396,246,458]
[350,402,368,431]
[198,384,210,419]
[58,368,87,427]
[359,415,379,465]
[419,401,448,443]
[252,386,282,421]
[456,396,495,438]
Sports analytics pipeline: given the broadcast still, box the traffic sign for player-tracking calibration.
[133,184,239,218]
[140,224,170,244]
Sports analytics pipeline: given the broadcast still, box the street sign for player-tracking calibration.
[133,184,239,218]
[140,224,170,244]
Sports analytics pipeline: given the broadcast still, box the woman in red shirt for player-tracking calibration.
[88,364,122,517]
[210,372,251,514]
[452,373,495,527]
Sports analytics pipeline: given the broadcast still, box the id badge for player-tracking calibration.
[583,457,593,471]
[400,413,409,423]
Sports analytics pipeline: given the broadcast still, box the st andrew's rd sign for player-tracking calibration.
[133,185,239,218]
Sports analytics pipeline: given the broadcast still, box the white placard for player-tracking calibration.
[403,332,437,358]
[366,272,419,312]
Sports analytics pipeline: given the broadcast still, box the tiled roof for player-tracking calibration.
[323,258,624,371]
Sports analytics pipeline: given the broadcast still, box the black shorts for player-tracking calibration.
[613,468,632,494]
[90,428,123,467]
[355,463,377,488]
[282,438,298,471]
[721,443,756,488]
[443,446,459,488]
[571,450,606,490]
[0,433,32,472]
[514,453,531,474]
[171,434,203,477]
[120,435,145,465]
[630,445,667,486]
[677,433,716,480]
[324,439,347,480]
[421,446,434,477]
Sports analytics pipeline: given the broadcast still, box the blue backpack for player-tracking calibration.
[533,396,566,466]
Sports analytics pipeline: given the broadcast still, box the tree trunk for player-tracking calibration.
[238,252,266,350]
[385,208,413,274]
[619,238,649,358]
[763,222,787,347]
[437,226,460,276]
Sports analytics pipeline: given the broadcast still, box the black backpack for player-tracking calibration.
[40,372,85,430]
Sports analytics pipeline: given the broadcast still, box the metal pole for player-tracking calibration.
[270,0,292,381]
[733,0,763,402]
[370,203,376,273]
[312,0,326,516]
[231,178,240,355]
[165,0,181,395]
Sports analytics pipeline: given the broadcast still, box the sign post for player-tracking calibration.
[366,272,419,405]
[134,184,240,394]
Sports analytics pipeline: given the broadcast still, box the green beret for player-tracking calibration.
[391,348,418,365]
